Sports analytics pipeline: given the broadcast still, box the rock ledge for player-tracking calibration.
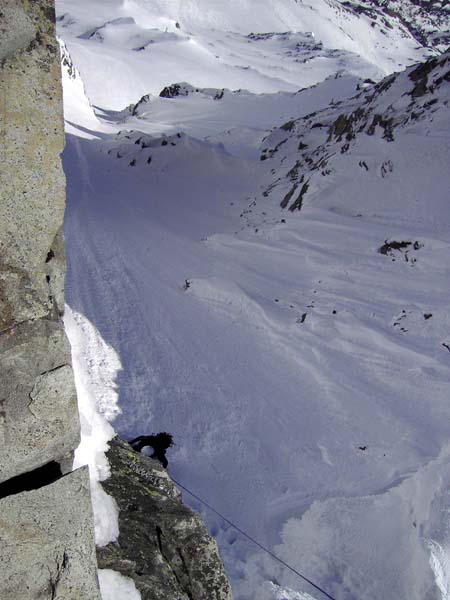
[98,437,233,600]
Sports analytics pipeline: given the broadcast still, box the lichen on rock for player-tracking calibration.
[98,437,233,600]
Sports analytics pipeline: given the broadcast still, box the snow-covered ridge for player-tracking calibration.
[56,0,438,110]
[339,0,450,51]
[93,73,363,159]
[259,50,450,212]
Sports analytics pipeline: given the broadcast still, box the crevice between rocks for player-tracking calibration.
[155,525,194,600]
[176,547,194,600]
[27,363,70,416]
[0,460,63,500]
[49,550,69,600]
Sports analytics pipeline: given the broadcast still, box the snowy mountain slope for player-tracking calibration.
[56,1,450,599]
[244,51,450,600]
[56,0,438,110]
[258,51,450,216]
[96,75,365,159]
[339,0,450,51]
[75,53,450,600]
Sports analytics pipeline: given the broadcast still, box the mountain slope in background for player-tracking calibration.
[56,1,450,598]
[57,0,442,109]
[341,0,450,51]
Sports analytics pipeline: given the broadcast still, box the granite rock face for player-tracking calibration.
[0,318,80,484]
[0,467,100,600]
[98,437,233,600]
[0,0,79,482]
[0,2,100,598]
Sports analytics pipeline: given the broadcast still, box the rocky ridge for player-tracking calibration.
[98,437,233,600]
[338,0,450,51]
[259,50,450,212]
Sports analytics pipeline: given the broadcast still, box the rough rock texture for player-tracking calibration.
[0,2,101,598]
[0,467,100,600]
[98,437,233,600]
[0,318,80,484]
[0,0,79,481]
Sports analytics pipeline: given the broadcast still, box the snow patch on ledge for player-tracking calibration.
[98,569,142,600]
[64,306,121,546]
[65,308,138,598]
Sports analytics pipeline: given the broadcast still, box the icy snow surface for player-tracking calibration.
[98,569,142,600]
[57,0,450,598]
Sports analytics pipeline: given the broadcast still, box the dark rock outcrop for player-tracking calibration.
[259,50,450,210]
[98,437,233,600]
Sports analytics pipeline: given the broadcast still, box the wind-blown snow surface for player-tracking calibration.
[57,1,450,598]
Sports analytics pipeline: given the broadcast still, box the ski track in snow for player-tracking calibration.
[57,1,450,598]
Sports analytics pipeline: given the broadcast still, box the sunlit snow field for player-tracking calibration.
[57,1,450,599]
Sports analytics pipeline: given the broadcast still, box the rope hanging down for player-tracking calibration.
[170,476,338,600]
